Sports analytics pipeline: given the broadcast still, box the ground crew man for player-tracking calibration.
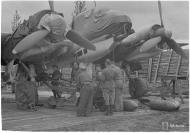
[76,62,94,117]
[112,62,125,112]
[15,63,38,111]
[95,64,104,91]
[51,65,62,98]
[101,59,117,115]
[93,64,106,111]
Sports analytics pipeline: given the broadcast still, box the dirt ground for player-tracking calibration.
[2,84,189,131]
[50,107,189,131]
[2,98,189,132]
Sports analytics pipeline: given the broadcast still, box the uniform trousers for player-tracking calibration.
[115,79,124,111]
[77,83,94,116]
[102,81,115,105]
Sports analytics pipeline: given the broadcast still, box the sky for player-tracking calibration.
[1,1,189,41]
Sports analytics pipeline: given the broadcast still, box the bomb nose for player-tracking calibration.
[164,30,172,38]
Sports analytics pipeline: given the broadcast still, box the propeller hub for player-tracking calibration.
[164,30,172,38]
[38,14,67,36]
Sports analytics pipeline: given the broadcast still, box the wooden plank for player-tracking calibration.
[154,53,162,83]
[166,50,173,75]
[147,58,153,82]
[127,49,188,82]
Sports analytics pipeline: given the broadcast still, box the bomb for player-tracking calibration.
[148,99,181,111]
[123,99,138,111]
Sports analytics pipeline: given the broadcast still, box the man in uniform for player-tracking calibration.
[15,63,39,111]
[51,65,62,98]
[112,62,125,112]
[76,62,94,117]
[93,64,106,111]
[101,59,117,115]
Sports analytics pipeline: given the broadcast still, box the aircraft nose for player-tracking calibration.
[38,13,67,35]
[164,30,172,38]
[151,27,172,39]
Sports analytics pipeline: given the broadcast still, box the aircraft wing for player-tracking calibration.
[72,8,132,42]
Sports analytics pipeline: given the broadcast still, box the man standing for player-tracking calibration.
[101,59,117,115]
[93,64,106,111]
[76,62,94,117]
[51,65,62,98]
[112,62,125,112]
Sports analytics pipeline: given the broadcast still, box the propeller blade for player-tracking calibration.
[158,0,164,27]
[49,0,54,11]
[12,30,49,54]
[66,30,96,51]
[165,38,188,59]
[157,1,187,58]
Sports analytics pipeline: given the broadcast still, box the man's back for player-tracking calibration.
[77,71,92,83]
[52,70,62,80]
[102,66,117,81]
[102,66,117,90]
[112,65,124,80]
